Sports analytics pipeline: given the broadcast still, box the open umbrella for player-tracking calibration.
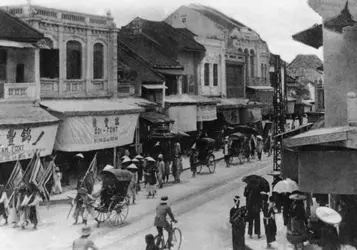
[242,175,270,193]
[273,178,298,194]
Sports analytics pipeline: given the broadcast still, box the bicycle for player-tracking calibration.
[155,221,182,250]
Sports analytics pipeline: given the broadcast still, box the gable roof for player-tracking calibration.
[287,54,323,71]
[187,4,252,33]
[176,28,197,38]
[0,9,43,43]
[118,34,182,69]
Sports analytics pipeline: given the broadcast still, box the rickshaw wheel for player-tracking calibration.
[228,155,233,164]
[207,154,216,173]
[108,198,129,225]
[197,164,203,174]
[94,196,110,223]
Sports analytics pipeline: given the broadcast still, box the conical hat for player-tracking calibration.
[121,155,130,160]
[122,157,131,164]
[75,153,84,159]
[145,156,156,162]
[103,164,114,171]
[127,163,138,170]
[316,207,342,225]
[131,158,140,163]
[135,154,144,159]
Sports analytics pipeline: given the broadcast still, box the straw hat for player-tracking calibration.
[121,155,130,160]
[257,135,263,140]
[131,158,140,163]
[161,196,169,204]
[135,154,144,159]
[103,164,114,171]
[80,226,91,236]
[289,190,307,200]
[75,153,84,159]
[122,157,131,164]
[316,207,342,225]
[55,167,60,171]
[127,164,138,170]
[158,154,163,159]
[145,156,156,162]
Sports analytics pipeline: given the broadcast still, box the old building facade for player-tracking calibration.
[2,4,119,99]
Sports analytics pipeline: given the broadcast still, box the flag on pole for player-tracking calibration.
[23,151,38,185]
[6,160,23,191]
[81,153,97,194]
[38,157,56,201]
[29,153,45,186]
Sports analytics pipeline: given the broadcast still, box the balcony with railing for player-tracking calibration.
[0,82,37,102]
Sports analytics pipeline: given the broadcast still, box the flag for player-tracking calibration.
[23,152,38,185]
[81,153,97,194]
[29,154,45,186]
[38,158,56,201]
[6,160,23,191]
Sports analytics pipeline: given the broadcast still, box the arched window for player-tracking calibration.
[244,49,249,78]
[93,43,104,79]
[250,50,255,77]
[66,40,82,79]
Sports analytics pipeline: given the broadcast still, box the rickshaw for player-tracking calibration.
[195,137,216,174]
[227,132,246,164]
[94,168,132,225]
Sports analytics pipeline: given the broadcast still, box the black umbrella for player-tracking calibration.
[242,175,270,193]
[233,125,259,135]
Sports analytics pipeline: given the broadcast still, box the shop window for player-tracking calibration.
[40,49,59,79]
[66,40,82,79]
[182,75,188,94]
[204,63,209,86]
[213,64,218,86]
[250,50,255,77]
[16,64,24,83]
[93,43,104,79]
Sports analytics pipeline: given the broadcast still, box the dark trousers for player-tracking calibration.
[247,210,261,236]
[257,152,262,160]
[232,223,245,250]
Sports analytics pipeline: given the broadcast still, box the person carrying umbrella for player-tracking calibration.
[261,193,277,248]
[244,181,261,239]
[317,207,342,250]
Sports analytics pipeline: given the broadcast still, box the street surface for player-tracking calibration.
[0,155,291,250]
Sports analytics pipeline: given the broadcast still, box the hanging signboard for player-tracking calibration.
[168,105,197,133]
[0,124,58,163]
[54,114,139,152]
[222,109,240,125]
[197,105,217,122]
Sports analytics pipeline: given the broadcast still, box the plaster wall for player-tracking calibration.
[6,48,35,83]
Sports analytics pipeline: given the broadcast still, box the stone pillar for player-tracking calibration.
[86,30,91,95]
[34,48,40,101]
[109,30,118,97]
[59,26,65,95]
[221,50,226,98]
[200,62,204,95]
[177,75,183,95]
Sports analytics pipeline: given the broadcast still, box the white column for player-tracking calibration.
[200,63,205,95]
[220,52,226,98]
[86,30,91,95]
[209,63,213,95]
[111,30,118,97]
[34,48,40,101]
[177,75,183,95]
[59,26,65,95]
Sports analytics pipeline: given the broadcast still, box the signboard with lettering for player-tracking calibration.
[0,124,58,163]
[54,114,139,152]
[168,105,197,133]
[197,105,217,122]
[222,109,240,125]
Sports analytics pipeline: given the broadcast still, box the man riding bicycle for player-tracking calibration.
[154,196,178,248]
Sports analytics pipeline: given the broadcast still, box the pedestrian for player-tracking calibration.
[172,141,182,183]
[250,134,256,159]
[256,135,264,161]
[121,157,131,170]
[72,226,99,250]
[23,184,43,230]
[262,195,277,248]
[0,184,8,225]
[157,154,165,188]
[127,163,138,205]
[288,191,309,242]
[230,195,247,250]
[18,185,32,229]
[145,157,157,198]
[145,234,160,250]
[264,134,272,157]
[9,186,21,227]
[282,192,293,226]
[271,174,283,213]
[162,141,172,183]
[52,167,63,194]
[244,182,261,239]
[75,153,85,183]
[189,147,198,178]
[135,155,144,191]
[72,187,99,227]
[223,136,231,168]
[143,158,148,187]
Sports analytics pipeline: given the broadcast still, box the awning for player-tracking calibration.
[292,24,323,49]
[247,86,274,92]
[189,95,218,105]
[214,98,249,109]
[275,123,314,140]
[0,104,59,163]
[165,94,197,105]
[143,84,167,90]
[156,68,184,76]
[0,39,35,48]
[283,126,357,149]
[140,112,174,124]
[40,99,144,116]
[116,97,159,109]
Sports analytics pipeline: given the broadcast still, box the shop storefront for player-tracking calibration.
[0,104,59,184]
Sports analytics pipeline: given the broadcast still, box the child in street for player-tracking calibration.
[52,167,63,194]
[72,187,99,227]
[145,234,160,250]
[72,226,99,250]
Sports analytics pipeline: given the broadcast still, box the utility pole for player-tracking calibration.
[271,54,286,172]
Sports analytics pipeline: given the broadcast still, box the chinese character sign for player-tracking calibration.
[0,124,58,163]
[197,105,217,122]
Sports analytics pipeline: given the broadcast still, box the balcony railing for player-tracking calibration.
[1,82,37,101]
[40,78,59,98]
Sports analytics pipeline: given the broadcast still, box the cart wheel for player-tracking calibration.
[197,164,203,174]
[109,199,129,225]
[94,197,110,223]
[208,154,216,173]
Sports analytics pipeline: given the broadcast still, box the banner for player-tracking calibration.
[0,124,58,163]
[54,114,139,152]
[222,109,240,125]
[197,105,217,122]
[168,105,197,133]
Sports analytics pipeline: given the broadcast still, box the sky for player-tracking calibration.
[2,0,323,62]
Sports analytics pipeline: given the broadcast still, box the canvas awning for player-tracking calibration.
[0,39,35,48]
[156,68,184,76]
[292,24,323,49]
[140,112,174,124]
[275,123,314,140]
[247,86,274,92]
[214,98,249,109]
[143,84,167,90]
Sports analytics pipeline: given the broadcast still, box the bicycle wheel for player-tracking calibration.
[171,228,182,250]
[207,154,216,173]
[154,235,165,250]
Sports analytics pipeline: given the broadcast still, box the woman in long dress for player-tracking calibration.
[262,196,277,248]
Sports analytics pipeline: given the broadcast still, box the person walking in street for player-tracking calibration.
[72,226,99,250]
[52,167,63,194]
[256,135,264,161]
[127,164,138,205]
[72,187,99,226]
[162,141,172,183]
[264,134,272,157]
[190,147,198,178]
[223,136,231,168]
[145,234,160,250]
[244,182,261,239]
[262,195,277,248]
[230,195,247,250]
[135,155,144,192]
[157,154,165,189]
[0,184,8,225]
[172,141,182,183]
[145,157,157,198]
[271,173,283,213]
[22,184,44,230]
